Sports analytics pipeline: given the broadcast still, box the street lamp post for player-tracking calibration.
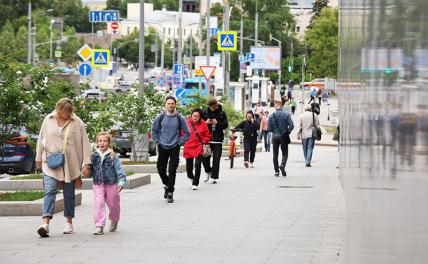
[27,0,32,64]
[138,0,145,93]
[49,19,55,62]
[178,0,183,64]
[270,34,282,94]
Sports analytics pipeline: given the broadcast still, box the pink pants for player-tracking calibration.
[93,183,120,227]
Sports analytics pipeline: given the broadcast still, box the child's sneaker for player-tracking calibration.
[63,222,73,234]
[109,221,118,232]
[93,227,104,235]
[37,223,49,237]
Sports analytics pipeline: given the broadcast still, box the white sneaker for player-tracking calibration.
[204,172,211,182]
[250,163,254,168]
[63,223,73,234]
[37,223,49,237]
[192,185,198,190]
[93,227,104,235]
[109,221,118,232]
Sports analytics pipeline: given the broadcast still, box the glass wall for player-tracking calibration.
[338,0,428,263]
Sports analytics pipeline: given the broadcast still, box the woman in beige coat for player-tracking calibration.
[35,98,91,237]
[297,104,320,167]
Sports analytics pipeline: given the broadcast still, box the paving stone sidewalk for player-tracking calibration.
[0,144,344,264]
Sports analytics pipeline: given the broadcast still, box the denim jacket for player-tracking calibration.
[91,149,126,187]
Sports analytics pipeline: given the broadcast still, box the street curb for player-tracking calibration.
[0,174,151,191]
[0,192,82,216]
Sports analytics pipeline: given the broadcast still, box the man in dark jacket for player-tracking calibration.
[234,111,260,168]
[268,100,294,177]
[203,98,228,183]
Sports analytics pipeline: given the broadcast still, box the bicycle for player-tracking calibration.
[228,128,242,169]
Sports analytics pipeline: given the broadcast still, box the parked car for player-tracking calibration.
[0,135,35,175]
[112,130,157,157]
[115,80,133,93]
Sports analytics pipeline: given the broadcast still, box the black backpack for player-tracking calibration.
[157,112,182,132]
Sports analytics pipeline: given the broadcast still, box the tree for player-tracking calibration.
[106,0,121,10]
[305,7,338,78]
[312,0,329,17]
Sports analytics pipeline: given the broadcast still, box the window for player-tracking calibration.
[296,26,300,33]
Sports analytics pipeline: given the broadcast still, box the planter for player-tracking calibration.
[124,164,186,174]
[0,191,82,216]
[0,174,151,191]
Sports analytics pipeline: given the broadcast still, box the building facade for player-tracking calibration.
[339,0,428,263]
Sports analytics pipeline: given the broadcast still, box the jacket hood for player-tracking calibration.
[207,104,223,114]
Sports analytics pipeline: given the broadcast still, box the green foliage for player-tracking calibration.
[305,8,338,79]
[0,191,45,201]
[312,0,330,17]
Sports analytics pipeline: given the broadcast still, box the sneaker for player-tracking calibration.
[192,185,198,190]
[109,221,118,232]
[306,164,311,167]
[63,222,73,234]
[274,172,279,177]
[93,227,104,235]
[37,224,49,238]
[279,164,287,177]
[212,180,217,184]
[250,163,254,168]
[164,186,168,199]
[204,172,211,182]
[244,161,249,168]
[167,192,174,203]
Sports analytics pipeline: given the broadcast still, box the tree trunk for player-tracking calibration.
[130,131,149,162]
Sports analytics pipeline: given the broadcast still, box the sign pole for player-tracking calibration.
[139,0,145,94]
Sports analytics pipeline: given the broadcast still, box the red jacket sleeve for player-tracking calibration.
[200,120,211,144]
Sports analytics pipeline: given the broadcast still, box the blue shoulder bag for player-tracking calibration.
[46,121,74,169]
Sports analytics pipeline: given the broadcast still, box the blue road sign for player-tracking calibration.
[89,10,119,23]
[78,63,92,77]
[92,49,110,68]
[248,53,255,61]
[173,64,183,75]
[175,88,186,99]
[218,31,237,51]
[209,28,219,37]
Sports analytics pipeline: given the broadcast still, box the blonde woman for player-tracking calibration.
[35,98,91,237]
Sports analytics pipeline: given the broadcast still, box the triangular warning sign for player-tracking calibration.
[95,52,107,64]
[200,66,216,81]
[221,35,234,47]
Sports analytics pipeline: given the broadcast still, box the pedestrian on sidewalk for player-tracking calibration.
[297,104,320,167]
[260,111,271,152]
[151,96,190,203]
[290,98,297,115]
[268,100,294,177]
[203,99,229,184]
[183,109,211,190]
[235,111,260,168]
[253,102,264,120]
[35,98,91,237]
[89,132,126,235]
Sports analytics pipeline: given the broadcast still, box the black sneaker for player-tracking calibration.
[274,172,279,177]
[279,164,287,177]
[167,192,174,203]
[164,187,168,199]
[306,164,311,167]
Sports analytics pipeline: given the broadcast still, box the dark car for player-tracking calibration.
[112,130,157,157]
[0,135,35,175]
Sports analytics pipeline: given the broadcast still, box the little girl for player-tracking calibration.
[90,132,126,235]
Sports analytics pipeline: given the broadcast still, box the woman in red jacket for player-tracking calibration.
[183,109,212,190]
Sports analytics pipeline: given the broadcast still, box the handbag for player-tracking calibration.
[46,121,74,169]
[191,122,211,157]
[272,112,291,144]
[312,112,322,141]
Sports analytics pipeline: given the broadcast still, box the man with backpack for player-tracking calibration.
[151,96,190,203]
[268,100,294,177]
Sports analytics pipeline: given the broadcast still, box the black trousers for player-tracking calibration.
[272,136,289,172]
[203,143,222,179]
[243,139,257,163]
[157,145,180,193]
[186,155,204,186]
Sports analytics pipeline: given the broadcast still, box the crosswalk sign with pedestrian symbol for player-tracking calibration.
[91,49,110,68]
[218,31,237,51]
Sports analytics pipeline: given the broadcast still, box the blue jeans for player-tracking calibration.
[262,131,271,151]
[42,174,76,219]
[302,138,315,165]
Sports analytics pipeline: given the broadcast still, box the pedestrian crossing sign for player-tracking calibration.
[91,49,110,68]
[218,31,237,51]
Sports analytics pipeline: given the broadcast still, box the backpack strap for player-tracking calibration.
[158,111,182,132]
